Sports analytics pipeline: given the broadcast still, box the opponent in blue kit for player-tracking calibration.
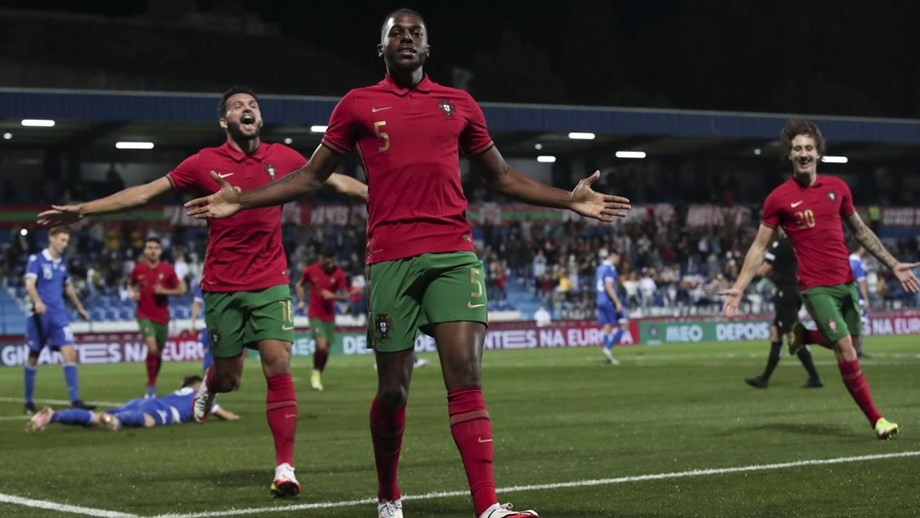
[25,375,238,432]
[595,249,626,365]
[23,226,92,414]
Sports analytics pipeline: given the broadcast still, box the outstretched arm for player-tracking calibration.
[469,146,630,222]
[720,224,777,316]
[37,177,173,226]
[185,144,345,219]
[323,173,368,202]
[845,212,920,293]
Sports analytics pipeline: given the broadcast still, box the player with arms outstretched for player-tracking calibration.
[185,10,630,517]
[37,85,367,498]
[721,119,919,439]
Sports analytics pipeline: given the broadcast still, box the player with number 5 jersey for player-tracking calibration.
[183,9,630,518]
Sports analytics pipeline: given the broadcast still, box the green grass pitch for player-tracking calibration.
[1,336,918,517]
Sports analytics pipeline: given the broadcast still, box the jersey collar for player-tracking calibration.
[380,74,433,96]
[41,249,62,263]
[220,141,268,163]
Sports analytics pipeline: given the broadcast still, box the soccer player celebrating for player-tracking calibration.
[22,226,93,414]
[184,9,630,518]
[37,85,367,498]
[25,375,238,432]
[721,119,919,439]
[128,236,186,398]
[595,249,626,365]
[295,247,347,391]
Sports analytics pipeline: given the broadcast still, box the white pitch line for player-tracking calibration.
[0,396,123,407]
[151,450,920,518]
[0,493,139,518]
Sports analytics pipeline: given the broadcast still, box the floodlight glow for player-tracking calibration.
[568,132,595,140]
[753,148,762,156]
[821,155,848,164]
[537,155,557,163]
[21,119,55,127]
[283,137,293,144]
[3,132,11,140]
[115,142,155,150]
[20,228,28,236]
[310,125,328,133]
[615,151,646,159]
[534,143,543,150]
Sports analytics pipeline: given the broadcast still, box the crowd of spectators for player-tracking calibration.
[3,201,919,323]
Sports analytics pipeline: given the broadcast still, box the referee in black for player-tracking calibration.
[746,232,824,389]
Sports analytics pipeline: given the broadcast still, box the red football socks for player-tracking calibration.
[145,352,161,386]
[448,387,497,517]
[838,359,882,426]
[314,348,329,372]
[266,373,297,466]
[370,396,406,502]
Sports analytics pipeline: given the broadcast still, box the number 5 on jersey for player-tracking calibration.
[374,121,390,152]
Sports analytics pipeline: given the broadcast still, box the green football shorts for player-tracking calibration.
[137,318,168,349]
[309,317,336,344]
[367,251,488,353]
[800,282,861,344]
[202,284,295,358]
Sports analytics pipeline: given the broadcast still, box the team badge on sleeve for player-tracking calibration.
[375,314,393,339]
[437,99,455,119]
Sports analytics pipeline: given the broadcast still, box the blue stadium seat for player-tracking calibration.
[103,309,118,321]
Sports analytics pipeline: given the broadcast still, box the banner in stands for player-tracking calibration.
[0,322,638,366]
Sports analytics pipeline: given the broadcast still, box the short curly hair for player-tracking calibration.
[780,119,826,161]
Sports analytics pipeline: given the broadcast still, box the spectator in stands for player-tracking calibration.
[128,236,186,398]
[23,226,93,414]
[533,304,552,328]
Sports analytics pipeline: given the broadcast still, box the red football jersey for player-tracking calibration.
[762,175,856,290]
[167,142,307,292]
[300,262,346,322]
[321,75,494,264]
[130,260,179,325]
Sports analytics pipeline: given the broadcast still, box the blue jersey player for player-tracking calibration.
[595,249,626,365]
[25,375,239,432]
[188,282,213,372]
[848,240,871,357]
[23,226,92,414]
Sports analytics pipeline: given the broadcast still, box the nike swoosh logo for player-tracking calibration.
[216,172,235,179]
[467,302,486,309]
[282,325,294,331]
[791,201,803,208]
[372,106,393,113]
[477,437,493,443]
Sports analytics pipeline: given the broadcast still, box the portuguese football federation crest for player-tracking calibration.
[375,313,393,339]
[437,98,455,119]
[827,319,838,334]
[828,190,836,201]
[265,163,276,180]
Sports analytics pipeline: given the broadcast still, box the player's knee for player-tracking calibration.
[377,386,408,410]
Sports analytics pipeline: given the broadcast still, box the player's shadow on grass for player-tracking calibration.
[739,422,854,438]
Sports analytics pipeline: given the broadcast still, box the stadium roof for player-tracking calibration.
[2,87,920,163]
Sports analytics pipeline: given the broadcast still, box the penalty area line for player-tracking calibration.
[0,493,139,518]
[152,450,920,517]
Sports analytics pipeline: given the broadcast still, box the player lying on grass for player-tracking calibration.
[25,375,238,432]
